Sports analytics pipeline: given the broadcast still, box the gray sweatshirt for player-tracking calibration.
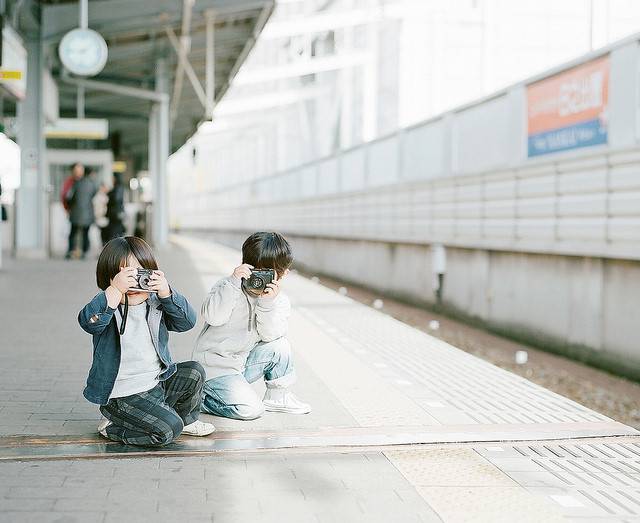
[192,275,291,379]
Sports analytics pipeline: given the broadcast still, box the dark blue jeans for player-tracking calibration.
[67,224,90,255]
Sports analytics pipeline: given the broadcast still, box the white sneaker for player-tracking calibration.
[97,416,111,438]
[182,419,216,436]
[263,389,311,414]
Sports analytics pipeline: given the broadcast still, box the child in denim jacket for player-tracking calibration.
[78,236,215,446]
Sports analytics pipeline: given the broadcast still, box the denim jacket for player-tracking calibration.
[78,289,197,405]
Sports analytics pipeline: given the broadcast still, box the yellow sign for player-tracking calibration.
[44,118,109,140]
[0,70,23,80]
[112,161,127,173]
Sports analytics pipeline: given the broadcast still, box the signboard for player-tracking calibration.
[112,161,127,173]
[0,23,27,100]
[0,70,21,79]
[45,118,109,139]
[527,56,609,157]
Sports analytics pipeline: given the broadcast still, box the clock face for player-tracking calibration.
[59,28,108,77]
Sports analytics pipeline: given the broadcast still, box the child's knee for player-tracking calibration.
[180,360,207,385]
[199,396,263,420]
[191,361,207,380]
[234,402,265,420]
[263,337,291,357]
[152,413,184,446]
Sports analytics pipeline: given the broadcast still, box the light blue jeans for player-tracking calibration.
[201,337,296,420]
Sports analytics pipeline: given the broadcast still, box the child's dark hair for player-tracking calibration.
[96,236,158,290]
[242,232,293,277]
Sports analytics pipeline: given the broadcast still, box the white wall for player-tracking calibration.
[452,94,512,174]
[170,39,640,263]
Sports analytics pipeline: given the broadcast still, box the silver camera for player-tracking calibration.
[132,268,156,292]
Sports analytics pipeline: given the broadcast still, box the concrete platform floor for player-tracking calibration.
[0,235,638,523]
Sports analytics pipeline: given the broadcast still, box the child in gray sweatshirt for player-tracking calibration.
[192,232,310,420]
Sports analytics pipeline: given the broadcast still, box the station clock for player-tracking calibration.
[59,28,108,77]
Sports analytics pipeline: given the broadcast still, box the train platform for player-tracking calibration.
[0,235,639,523]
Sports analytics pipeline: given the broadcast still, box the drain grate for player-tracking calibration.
[480,441,640,519]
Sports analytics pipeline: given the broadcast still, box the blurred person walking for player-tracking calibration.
[64,163,98,260]
[105,172,126,241]
[95,179,110,246]
[0,182,7,223]
[60,162,82,213]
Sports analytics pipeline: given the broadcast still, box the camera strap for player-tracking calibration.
[241,282,254,332]
[118,293,129,335]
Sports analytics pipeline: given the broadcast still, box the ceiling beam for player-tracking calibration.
[60,74,169,103]
[42,0,270,41]
[234,52,368,85]
[164,22,213,117]
[104,31,249,63]
[215,1,274,103]
[169,0,195,126]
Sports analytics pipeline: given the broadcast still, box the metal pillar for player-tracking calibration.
[340,24,354,149]
[79,0,88,29]
[362,10,379,142]
[77,86,85,118]
[205,10,215,119]
[170,0,194,125]
[0,92,3,269]
[15,35,47,258]
[151,57,169,247]
[77,0,88,121]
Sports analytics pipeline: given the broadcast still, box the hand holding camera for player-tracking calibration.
[233,264,254,281]
[241,267,279,297]
[111,267,137,295]
[110,267,170,296]
[262,278,280,299]
[148,270,171,298]
[261,268,289,298]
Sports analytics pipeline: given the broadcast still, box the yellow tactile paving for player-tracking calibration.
[384,448,566,522]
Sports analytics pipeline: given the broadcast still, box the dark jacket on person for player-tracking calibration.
[0,183,6,222]
[78,289,197,405]
[67,176,97,226]
[106,183,125,222]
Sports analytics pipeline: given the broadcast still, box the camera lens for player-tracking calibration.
[251,277,263,288]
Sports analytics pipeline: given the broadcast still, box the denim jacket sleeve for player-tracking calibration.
[159,289,197,332]
[78,292,116,335]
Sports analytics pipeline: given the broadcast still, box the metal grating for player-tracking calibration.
[480,441,640,520]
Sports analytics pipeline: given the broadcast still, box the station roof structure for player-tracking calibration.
[38,0,274,162]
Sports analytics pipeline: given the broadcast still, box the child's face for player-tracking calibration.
[120,254,149,305]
